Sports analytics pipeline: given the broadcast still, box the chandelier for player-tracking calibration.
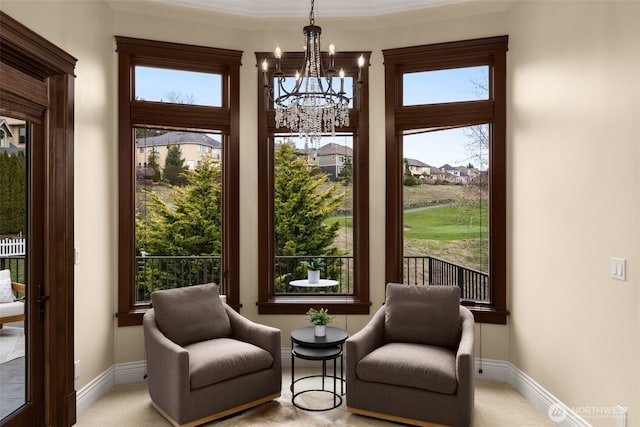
[261,0,365,146]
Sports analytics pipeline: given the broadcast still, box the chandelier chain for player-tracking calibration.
[309,0,315,24]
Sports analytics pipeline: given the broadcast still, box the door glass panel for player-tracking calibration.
[0,116,27,419]
[402,125,490,302]
[403,66,489,105]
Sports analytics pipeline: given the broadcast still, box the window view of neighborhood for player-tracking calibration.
[129,62,491,303]
[273,135,354,296]
[403,126,489,301]
[134,129,223,302]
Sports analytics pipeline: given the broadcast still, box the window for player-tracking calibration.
[116,37,242,326]
[383,36,508,324]
[256,51,371,314]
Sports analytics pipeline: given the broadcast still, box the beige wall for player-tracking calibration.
[507,1,639,424]
[1,0,638,424]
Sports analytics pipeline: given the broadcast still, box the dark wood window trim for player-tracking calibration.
[116,37,242,326]
[383,36,508,324]
[256,51,371,315]
[1,11,77,426]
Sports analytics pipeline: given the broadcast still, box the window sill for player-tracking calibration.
[257,296,371,315]
[465,304,508,324]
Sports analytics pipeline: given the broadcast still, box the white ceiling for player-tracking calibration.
[146,0,464,18]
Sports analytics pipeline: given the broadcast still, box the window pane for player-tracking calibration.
[403,66,489,105]
[402,126,489,302]
[273,134,354,295]
[135,66,222,107]
[134,128,223,303]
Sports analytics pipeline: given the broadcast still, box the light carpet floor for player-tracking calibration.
[0,327,24,364]
[76,368,554,426]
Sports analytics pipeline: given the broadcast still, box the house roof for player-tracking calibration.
[136,131,221,148]
[317,143,353,157]
[405,158,430,167]
[0,119,15,138]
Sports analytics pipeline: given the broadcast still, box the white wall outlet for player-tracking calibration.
[74,247,80,265]
[74,360,80,379]
[611,257,626,281]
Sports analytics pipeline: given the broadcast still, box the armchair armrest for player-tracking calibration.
[346,305,386,381]
[12,282,25,302]
[143,310,190,406]
[456,306,475,389]
[224,305,281,368]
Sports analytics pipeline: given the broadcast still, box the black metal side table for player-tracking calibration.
[290,326,349,411]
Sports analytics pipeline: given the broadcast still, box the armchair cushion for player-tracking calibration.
[151,283,231,347]
[356,342,457,394]
[384,283,461,350]
[186,338,274,390]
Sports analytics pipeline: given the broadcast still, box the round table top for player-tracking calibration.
[291,326,349,348]
[289,279,339,288]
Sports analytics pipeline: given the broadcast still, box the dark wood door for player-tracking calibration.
[0,12,77,427]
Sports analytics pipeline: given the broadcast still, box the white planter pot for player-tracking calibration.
[307,270,320,284]
[314,325,326,337]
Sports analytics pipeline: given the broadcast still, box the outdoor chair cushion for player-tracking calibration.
[0,301,24,317]
[384,283,461,350]
[0,276,14,303]
[355,342,457,394]
[151,283,231,347]
[185,338,274,390]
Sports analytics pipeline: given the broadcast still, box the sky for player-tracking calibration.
[135,64,488,169]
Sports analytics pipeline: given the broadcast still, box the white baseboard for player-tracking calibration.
[75,365,115,417]
[475,358,589,427]
[76,355,589,427]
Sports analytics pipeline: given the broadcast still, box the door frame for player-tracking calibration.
[0,11,77,427]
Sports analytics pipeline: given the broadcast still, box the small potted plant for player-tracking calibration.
[300,257,326,284]
[306,307,333,337]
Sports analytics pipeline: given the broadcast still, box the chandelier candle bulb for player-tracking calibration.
[339,68,345,94]
[358,54,365,82]
[262,59,269,86]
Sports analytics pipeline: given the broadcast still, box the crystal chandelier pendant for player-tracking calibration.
[263,0,364,148]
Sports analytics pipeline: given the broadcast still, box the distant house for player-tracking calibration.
[316,143,353,179]
[0,117,26,155]
[135,131,222,172]
[404,158,431,178]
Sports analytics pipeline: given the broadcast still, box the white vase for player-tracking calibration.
[314,325,326,337]
[307,270,320,284]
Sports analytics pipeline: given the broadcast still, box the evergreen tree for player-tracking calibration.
[337,157,353,185]
[138,158,222,257]
[163,145,188,186]
[0,151,26,235]
[147,149,161,182]
[274,142,343,258]
[403,158,419,186]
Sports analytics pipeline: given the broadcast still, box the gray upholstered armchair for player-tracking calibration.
[346,283,475,427]
[143,284,281,427]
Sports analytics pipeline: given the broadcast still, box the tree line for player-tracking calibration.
[0,151,26,236]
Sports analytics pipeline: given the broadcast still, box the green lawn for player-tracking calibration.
[403,205,488,241]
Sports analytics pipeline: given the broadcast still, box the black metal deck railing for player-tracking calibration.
[275,255,354,294]
[404,255,490,303]
[135,255,222,303]
[133,254,486,303]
